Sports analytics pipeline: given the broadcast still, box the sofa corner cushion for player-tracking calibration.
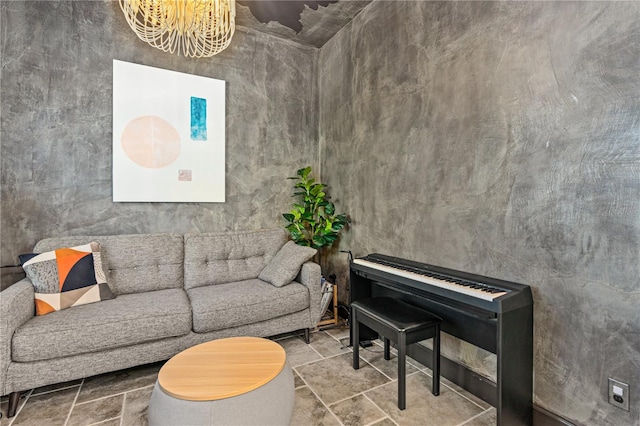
[12,288,192,363]
[187,279,309,333]
[258,241,317,287]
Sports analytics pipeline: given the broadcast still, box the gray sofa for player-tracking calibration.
[0,229,322,417]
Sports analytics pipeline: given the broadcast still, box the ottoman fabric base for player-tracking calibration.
[148,360,295,425]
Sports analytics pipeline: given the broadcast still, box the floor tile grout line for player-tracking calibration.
[362,393,399,426]
[284,332,331,365]
[305,331,357,363]
[307,340,326,359]
[413,366,490,411]
[87,415,121,426]
[364,417,397,426]
[455,407,493,426]
[427,369,492,411]
[326,330,350,347]
[328,369,408,409]
[30,383,82,398]
[357,353,395,382]
[291,368,345,426]
[447,385,492,411]
[328,389,371,407]
[73,383,156,406]
[290,350,331,368]
[290,357,322,368]
[291,346,354,369]
[328,389,390,425]
[63,378,84,426]
[310,330,352,359]
[317,331,354,356]
[380,340,427,371]
[119,390,127,426]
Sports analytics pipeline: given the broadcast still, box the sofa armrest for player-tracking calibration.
[296,261,322,325]
[0,279,35,394]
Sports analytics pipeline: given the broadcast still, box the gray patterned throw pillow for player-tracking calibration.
[259,241,317,287]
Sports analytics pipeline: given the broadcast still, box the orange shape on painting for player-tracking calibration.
[121,116,181,168]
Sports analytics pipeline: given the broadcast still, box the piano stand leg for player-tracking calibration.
[352,306,360,370]
[432,324,440,396]
[384,338,391,360]
[398,333,407,410]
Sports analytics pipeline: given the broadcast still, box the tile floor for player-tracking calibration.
[0,327,496,426]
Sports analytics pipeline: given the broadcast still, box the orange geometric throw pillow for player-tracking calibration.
[19,242,115,315]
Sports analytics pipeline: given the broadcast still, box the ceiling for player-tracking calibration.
[236,0,373,48]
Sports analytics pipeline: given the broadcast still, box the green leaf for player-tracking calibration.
[324,235,337,244]
[324,203,335,215]
[283,213,295,222]
[297,166,312,179]
[312,235,326,248]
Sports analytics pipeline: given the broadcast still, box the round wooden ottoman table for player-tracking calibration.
[148,336,294,425]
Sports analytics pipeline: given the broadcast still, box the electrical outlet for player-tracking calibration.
[608,378,630,411]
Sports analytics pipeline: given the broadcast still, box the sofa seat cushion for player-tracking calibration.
[188,279,309,333]
[12,288,192,362]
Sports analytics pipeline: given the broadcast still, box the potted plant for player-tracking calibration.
[283,166,348,326]
[282,166,348,253]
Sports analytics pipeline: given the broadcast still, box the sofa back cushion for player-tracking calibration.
[33,234,184,295]
[184,229,287,290]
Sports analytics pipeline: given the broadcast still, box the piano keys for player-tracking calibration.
[353,257,509,302]
[350,253,533,426]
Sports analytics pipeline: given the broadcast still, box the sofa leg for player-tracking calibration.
[7,391,20,418]
[304,328,310,344]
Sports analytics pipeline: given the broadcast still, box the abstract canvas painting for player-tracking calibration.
[113,60,225,202]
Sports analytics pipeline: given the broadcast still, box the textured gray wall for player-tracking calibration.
[319,1,639,424]
[2,1,640,424]
[0,1,318,266]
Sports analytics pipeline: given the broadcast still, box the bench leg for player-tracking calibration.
[384,338,391,360]
[352,307,360,370]
[397,332,406,410]
[432,325,440,396]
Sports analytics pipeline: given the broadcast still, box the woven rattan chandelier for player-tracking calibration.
[119,0,236,58]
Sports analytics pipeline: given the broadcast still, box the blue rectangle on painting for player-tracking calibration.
[191,97,207,141]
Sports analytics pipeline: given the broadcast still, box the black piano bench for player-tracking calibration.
[351,297,442,410]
